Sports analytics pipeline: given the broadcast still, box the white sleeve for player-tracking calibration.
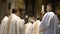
[17,19,25,34]
[0,18,7,34]
[39,14,51,31]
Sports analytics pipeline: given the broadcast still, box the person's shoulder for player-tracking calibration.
[14,15,21,20]
[36,20,40,22]
[2,16,8,21]
[10,14,21,20]
[4,16,8,19]
[1,16,8,24]
[45,12,55,17]
[47,12,55,15]
[33,20,39,25]
[27,23,33,27]
[25,23,30,26]
[21,19,25,22]
[11,15,21,22]
[29,22,32,25]
[15,16,22,21]
[16,17,25,23]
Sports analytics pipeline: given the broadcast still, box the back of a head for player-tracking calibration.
[18,8,25,19]
[12,8,23,13]
[12,9,17,13]
[18,8,25,14]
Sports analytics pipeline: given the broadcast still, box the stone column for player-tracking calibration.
[0,0,7,24]
[34,0,43,19]
[0,0,11,24]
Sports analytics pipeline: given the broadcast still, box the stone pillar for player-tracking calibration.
[0,0,11,24]
[0,0,7,24]
[34,0,43,19]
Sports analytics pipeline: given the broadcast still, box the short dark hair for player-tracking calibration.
[12,8,24,14]
[47,3,55,13]
[18,8,24,14]
[19,8,24,12]
[47,3,53,9]
[12,9,17,13]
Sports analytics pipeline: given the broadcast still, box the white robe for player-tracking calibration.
[39,12,59,34]
[33,20,41,34]
[0,14,25,34]
[25,22,33,34]
[0,16,8,34]
[10,14,25,34]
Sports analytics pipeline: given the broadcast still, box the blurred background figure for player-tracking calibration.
[24,14,28,24]
[25,19,33,34]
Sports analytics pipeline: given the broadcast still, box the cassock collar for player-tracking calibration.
[10,13,17,17]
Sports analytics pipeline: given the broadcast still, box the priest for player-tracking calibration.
[33,18,41,34]
[39,3,59,34]
[0,8,25,34]
[25,17,35,34]
[25,22,33,34]
[9,8,25,34]
[0,4,11,34]
[0,16,9,34]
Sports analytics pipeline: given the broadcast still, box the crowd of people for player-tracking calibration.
[0,3,60,34]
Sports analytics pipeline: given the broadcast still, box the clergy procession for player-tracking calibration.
[0,0,60,34]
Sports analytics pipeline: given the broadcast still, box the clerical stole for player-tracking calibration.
[33,22,38,34]
[6,16,12,34]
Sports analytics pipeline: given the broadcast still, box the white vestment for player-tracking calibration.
[33,20,41,34]
[25,22,33,34]
[39,12,59,34]
[0,16,8,34]
[10,14,25,34]
[0,14,25,34]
